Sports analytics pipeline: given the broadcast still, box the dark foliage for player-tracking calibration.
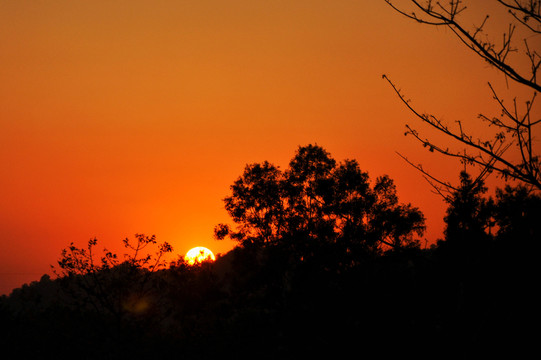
[1,149,537,359]
[215,144,426,261]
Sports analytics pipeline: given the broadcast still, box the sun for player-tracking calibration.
[184,246,216,265]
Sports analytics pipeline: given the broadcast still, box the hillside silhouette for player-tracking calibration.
[1,145,539,359]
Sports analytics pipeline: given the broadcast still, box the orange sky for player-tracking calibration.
[0,1,531,295]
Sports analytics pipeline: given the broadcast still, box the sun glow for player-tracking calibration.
[184,246,216,265]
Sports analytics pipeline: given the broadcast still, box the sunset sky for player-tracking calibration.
[0,1,529,295]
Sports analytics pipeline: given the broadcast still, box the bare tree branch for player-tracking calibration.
[382,74,540,189]
[498,0,541,33]
[383,1,541,191]
[384,0,541,91]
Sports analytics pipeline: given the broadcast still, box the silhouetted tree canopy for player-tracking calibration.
[436,170,541,264]
[215,144,426,263]
[2,149,538,359]
[443,171,494,247]
[493,183,541,243]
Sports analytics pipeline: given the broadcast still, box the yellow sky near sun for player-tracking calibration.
[0,0,531,294]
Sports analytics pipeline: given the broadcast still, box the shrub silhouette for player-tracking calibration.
[51,234,173,322]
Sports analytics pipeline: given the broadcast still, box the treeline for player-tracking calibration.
[1,145,539,359]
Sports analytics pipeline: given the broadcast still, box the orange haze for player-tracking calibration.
[0,1,522,295]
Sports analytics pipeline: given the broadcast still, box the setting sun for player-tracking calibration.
[184,247,216,265]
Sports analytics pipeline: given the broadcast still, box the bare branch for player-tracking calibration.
[497,0,541,29]
[385,0,541,91]
[396,152,456,200]
[383,74,541,189]
[383,1,541,191]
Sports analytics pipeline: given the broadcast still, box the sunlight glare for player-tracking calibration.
[185,246,216,265]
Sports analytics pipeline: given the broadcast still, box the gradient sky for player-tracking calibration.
[0,1,529,295]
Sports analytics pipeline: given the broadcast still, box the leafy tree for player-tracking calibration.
[215,145,425,263]
[282,144,337,246]
[219,161,285,245]
[493,184,541,243]
[432,171,539,356]
[443,171,494,248]
[383,0,541,191]
[438,170,540,263]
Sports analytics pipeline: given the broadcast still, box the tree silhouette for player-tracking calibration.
[429,172,539,356]
[493,184,541,243]
[439,170,541,253]
[383,0,541,191]
[3,165,538,357]
[215,144,425,265]
[443,171,494,246]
